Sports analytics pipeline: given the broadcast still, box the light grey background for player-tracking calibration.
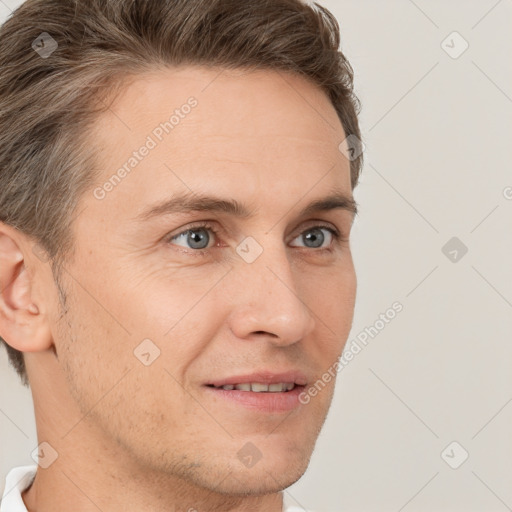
[1,0,512,510]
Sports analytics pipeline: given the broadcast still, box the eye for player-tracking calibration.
[166,222,344,253]
[169,224,217,250]
[290,226,340,249]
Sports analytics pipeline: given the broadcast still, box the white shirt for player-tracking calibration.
[1,466,36,512]
[1,465,313,512]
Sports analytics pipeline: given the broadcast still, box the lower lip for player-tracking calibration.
[203,385,305,413]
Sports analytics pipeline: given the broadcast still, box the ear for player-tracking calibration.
[0,223,53,353]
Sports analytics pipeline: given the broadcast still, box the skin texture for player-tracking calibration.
[0,66,357,511]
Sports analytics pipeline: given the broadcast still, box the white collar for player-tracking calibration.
[1,465,37,512]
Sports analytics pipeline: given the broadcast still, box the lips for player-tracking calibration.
[202,370,308,412]
[204,382,306,413]
[204,370,308,389]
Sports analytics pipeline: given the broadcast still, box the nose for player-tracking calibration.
[227,241,316,347]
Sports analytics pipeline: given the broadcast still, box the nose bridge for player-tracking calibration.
[228,236,316,344]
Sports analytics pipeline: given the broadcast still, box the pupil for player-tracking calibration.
[188,229,209,249]
[304,228,324,248]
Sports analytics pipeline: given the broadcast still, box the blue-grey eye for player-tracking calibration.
[303,228,325,248]
[171,228,211,249]
[291,227,335,249]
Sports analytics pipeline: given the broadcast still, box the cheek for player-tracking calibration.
[56,303,129,402]
[50,272,144,418]
[308,263,356,349]
[123,271,227,370]
[57,258,228,393]
[53,288,204,447]
[120,260,229,329]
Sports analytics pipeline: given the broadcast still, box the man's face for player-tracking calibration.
[49,67,357,494]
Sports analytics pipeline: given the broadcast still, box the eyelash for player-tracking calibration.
[165,221,347,255]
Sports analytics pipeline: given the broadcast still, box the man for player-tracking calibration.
[0,0,363,510]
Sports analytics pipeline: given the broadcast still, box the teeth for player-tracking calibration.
[217,383,296,392]
[251,383,269,392]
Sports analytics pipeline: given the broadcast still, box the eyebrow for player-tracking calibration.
[134,189,358,223]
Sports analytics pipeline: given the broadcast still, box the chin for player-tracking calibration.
[209,458,310,497]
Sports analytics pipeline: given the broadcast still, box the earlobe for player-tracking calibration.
[0,226,53,353]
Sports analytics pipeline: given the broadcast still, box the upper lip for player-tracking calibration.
[205,370,308,388]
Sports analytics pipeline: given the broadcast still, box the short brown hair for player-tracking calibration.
[0,0,363,387]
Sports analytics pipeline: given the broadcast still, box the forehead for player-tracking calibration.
[93,66,345,158]
[85,66,351,222]
[103,65,342,132]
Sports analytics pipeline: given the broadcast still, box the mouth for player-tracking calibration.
[206,382,298,392]
[202,371,308,413]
